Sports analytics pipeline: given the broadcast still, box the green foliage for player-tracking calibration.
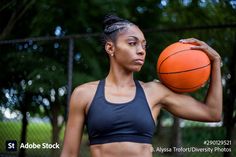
[1,121,234,157]
[0,2,236,156]
[1,0,235,124]
[0,121,64,156]
[182,127,225,145]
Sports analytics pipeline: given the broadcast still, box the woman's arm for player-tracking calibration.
[159,38,222,122]
[60,86,87,157]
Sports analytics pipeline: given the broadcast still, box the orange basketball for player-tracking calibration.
[157,42,211,93]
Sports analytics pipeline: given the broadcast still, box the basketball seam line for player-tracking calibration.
[158,48,191,73]
[158,48,210,74]
[158,63,210,74]
[162,80,208,90]
[165,82,206,90]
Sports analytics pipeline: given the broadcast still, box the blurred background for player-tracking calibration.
[0,0,235,157]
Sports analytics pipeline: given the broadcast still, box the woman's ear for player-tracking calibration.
[105,41,115,56]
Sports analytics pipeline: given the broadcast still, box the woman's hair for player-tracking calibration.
[101,14,134,48]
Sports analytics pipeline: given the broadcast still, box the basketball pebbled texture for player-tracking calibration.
[157,42,211,93]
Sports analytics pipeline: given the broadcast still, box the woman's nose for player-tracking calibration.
[136,44,145,55]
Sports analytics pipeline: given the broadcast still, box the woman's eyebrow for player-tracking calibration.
[127,36,146,43]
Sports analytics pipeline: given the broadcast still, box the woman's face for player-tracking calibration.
[113,25,147,72]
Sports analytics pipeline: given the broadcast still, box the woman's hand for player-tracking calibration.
[179,38,221,63]
[156,38,223,122]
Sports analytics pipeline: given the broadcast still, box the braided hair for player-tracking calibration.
[101,14,135,48]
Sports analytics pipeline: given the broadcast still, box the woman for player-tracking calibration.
[60,15,222,157]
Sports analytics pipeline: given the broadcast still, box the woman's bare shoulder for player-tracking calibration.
[139,79,164,89]
[73,80,99,95]
[139,79,171,96]
[71,80,100,106]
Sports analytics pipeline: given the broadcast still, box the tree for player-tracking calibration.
[0,0,36,40]
[1,0,236,157]
[0,52,41,157]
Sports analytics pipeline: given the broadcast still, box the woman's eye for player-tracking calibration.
[128,42,136,46]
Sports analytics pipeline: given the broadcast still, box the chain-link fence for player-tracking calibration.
[1,119,235,157]
[0,24,236,157]
[0,120,62,157]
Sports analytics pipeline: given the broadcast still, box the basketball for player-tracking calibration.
[157,42,211,93]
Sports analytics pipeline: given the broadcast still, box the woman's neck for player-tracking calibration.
[106,65,134,87]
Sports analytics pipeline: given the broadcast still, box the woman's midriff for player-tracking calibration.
[90,142,152,157]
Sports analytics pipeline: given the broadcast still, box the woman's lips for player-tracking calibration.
[134,59,144,65]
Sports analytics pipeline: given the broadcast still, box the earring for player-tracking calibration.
[111,53,114,57]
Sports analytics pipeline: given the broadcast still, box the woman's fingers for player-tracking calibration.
[179,38,221,62]
[179,38,205,45]
[190,45,208,51]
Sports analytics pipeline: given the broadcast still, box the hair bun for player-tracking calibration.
[103,14,124,29]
